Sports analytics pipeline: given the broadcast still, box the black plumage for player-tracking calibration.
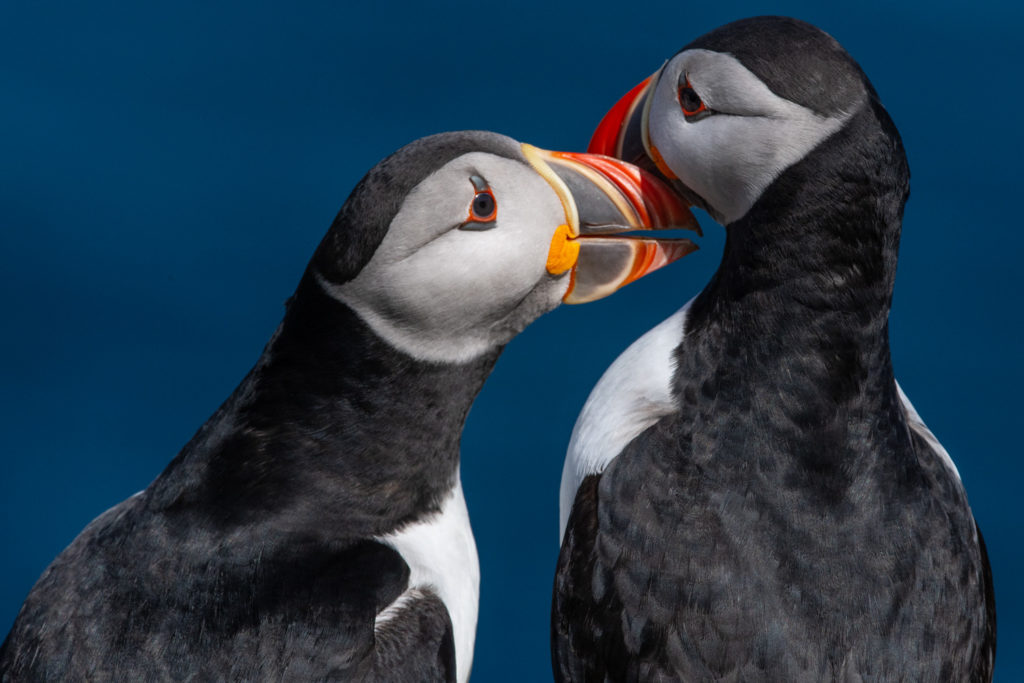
[4,125,697,680]
[0,133,517,681]
[553,17,995,681]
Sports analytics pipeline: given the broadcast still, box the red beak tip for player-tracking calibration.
[588,75,653,157]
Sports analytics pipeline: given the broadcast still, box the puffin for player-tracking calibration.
[0,130,698,682]
[553,17,996,681]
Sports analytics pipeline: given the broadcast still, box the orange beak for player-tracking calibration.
[588,70,678,182]
[522,144,700,304]
[589,74,654,160]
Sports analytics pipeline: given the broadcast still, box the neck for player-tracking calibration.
[694,102,905,327]
[678,101,910,493]
[151,271,501,537]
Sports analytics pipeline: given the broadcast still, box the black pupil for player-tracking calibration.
[473,192,495,218]
[680,86,702,113]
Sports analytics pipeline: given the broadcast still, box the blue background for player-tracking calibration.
[2,1,1019,680]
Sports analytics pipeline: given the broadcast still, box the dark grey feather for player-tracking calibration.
[1,132,526,681]
[553,19,995,681]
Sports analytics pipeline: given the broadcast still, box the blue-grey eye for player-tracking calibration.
[462,175,497,228]
[471,191,496,221]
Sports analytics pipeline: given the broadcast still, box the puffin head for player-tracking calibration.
[589,16,906,227]
[310,131,698,363]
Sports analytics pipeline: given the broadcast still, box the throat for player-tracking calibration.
[678,261,901,499]
[692,222,894,359]
[691,97,907,337]
[677,150,906,483]
[688,100,906,397]
[153,273,501,535]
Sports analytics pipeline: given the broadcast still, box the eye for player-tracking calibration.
[461,174,498,230]
[678,77,710,121]
[471,190,496,221]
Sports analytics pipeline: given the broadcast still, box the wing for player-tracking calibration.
[555,418,778,682]
[974,524,997,682]
[0,497,456,682]
[552,474,625,683]
[560,302,691,541]
[554,302,696,681]
[896,380,996,681]
[554,376,999,681]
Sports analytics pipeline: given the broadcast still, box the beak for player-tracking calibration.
[587,70,678,182]
[522,144,699,304]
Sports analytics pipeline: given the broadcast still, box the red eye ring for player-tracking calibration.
[463,174,497,227]
[678,78,707,118]
[469,187,497,222]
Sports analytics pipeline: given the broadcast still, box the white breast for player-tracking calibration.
[557,307,963,546]
[558,300,690,541]
[895,380,962,482]
[375,477,479,683]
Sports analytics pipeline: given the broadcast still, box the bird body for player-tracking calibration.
[2,280,489,682]
[554,17,995,681]
[2,131,696,681]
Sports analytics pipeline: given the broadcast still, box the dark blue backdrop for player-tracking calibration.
[2,1,1020,680]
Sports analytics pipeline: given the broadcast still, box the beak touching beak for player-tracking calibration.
[522,143,699,304]
[587,70,677,182]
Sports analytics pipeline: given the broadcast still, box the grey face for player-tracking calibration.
[321,150,572,364]
[647,49,864,225]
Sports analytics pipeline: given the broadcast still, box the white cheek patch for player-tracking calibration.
[558,300,690,541]
[649,50,857,225]
[324,153,570,364]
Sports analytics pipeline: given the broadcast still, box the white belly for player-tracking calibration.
[375,477,479,683]
[559,300,691,541]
